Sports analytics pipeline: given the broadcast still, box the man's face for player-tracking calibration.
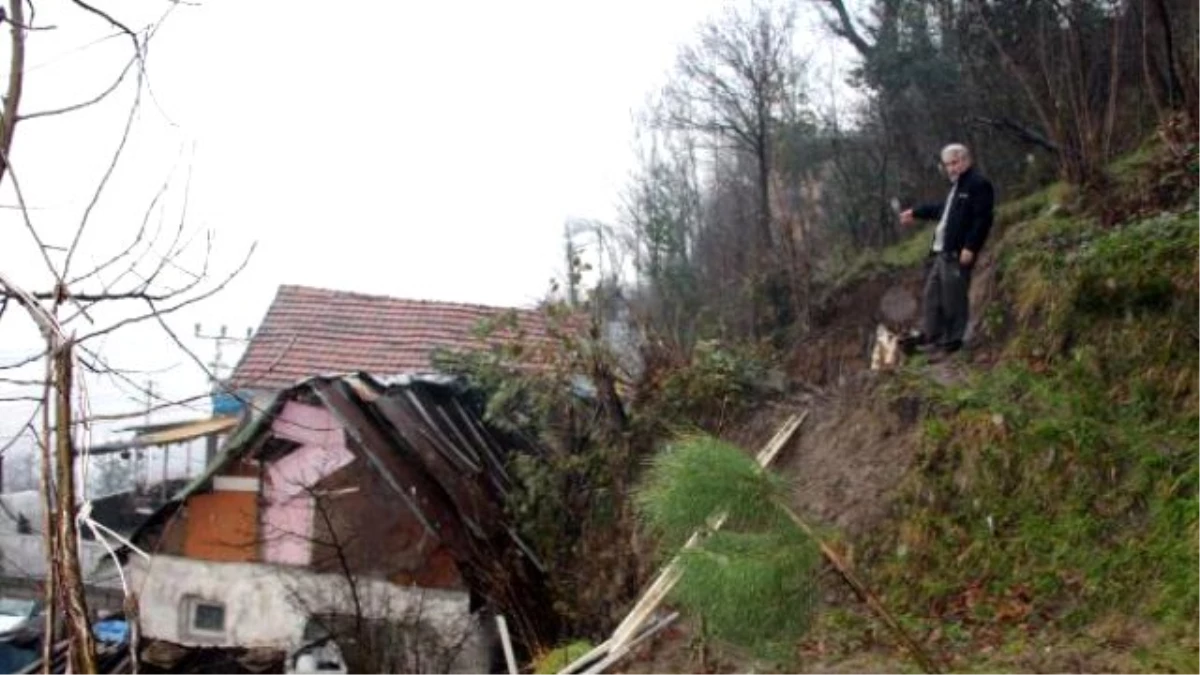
[943,154,969,182]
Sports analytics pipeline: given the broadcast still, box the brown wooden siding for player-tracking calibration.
[181,490,259,562]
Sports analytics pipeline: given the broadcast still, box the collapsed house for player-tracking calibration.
[78,284,585,672]
[121,372,555,673]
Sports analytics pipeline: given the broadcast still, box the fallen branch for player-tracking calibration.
[776,502,941,674]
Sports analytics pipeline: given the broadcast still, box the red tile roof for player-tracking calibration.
[229,285,561,391]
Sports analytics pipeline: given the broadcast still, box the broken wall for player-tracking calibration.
[128,554,491,672]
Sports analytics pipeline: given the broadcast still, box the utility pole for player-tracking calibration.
[149,380,172,501]
[195,323,252,465]
[135,380,154,496]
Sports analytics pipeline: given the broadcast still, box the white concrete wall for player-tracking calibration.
[128,555,491,672]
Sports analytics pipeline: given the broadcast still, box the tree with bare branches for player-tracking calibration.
[0,3,254,672]
[657,2,812,339]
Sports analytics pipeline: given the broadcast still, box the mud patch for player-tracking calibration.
[779,372,923,538]
[791,268,925,387]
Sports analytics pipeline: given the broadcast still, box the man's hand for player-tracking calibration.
[959,249,975,267]
[900,209,915,227]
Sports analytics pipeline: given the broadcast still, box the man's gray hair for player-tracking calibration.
[941,143,971,162]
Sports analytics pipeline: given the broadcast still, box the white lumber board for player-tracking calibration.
[563,411,808,674]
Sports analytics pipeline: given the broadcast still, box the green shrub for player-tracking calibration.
[533,640,595,674]
[635,437,820,662]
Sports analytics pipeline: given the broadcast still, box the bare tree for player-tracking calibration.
[0,3,254,672]
[658,1,812,338]
[620,126,704,349]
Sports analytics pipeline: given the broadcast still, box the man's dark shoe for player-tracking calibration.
[915,342,941,355]
[927,348,952,363]
[927,342,965,363]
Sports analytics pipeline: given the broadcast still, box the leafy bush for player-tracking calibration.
[650,340,773,433]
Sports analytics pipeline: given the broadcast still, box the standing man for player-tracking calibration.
[900,143,995,356]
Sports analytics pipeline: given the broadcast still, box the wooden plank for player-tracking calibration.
[587,611,679,675]
[496,615,519,675]
[562,411,808,674]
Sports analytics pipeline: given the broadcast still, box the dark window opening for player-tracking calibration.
[192,602,225,632]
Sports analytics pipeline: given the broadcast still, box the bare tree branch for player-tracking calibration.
[3,289,207,302]
[68,0,136,48]
[0,410,39,456]
[75,242,255,345]
[0,348,49,372]
[0,145,58,279]
[65,168,171,287]
[17,55,135,122]
[0,375,45,386]
[818,0,873,56]
[62,59,144,281]
[968,115,1061,154]
[0,5,53,30]
[0,0,26,188]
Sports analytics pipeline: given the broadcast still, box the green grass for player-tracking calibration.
[824,225,934,292]
[994,181,1072,228]
[789,136,1199,674]
[828,181,1075,294]
[854,161,1199,670]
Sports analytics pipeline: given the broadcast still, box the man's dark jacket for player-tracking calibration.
[914,165,995,256]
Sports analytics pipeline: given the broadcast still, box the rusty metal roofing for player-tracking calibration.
[228,284,561,391]
[125,372,555,647]
[87,417,239,456]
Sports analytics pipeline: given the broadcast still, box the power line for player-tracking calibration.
[194,322,252,464]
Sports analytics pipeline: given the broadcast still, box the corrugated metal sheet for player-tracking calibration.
[124,372,556,648]
[87,417,239,456]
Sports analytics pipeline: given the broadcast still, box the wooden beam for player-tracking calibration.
[561,411,809,674]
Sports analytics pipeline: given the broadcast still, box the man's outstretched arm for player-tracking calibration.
[900,202,942,227]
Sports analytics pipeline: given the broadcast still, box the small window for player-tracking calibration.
[193,603,225,632]
[182,596,226,637]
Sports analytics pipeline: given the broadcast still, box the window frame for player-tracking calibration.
[181,595,227,640]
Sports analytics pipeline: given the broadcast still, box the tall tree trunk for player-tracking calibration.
[39,364,58,673]
[1150,0,1184,105]
[52,340,98,674]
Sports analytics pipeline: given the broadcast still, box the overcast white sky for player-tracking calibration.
[0,0,861,478]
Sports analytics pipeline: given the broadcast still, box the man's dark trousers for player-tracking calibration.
[922,251,971,350]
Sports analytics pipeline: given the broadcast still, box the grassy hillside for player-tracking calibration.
[523,139,1197,674]
[811,145,1198,672]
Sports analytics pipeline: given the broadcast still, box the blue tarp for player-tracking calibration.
[94,619,129,645]
[211,390,249,416]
